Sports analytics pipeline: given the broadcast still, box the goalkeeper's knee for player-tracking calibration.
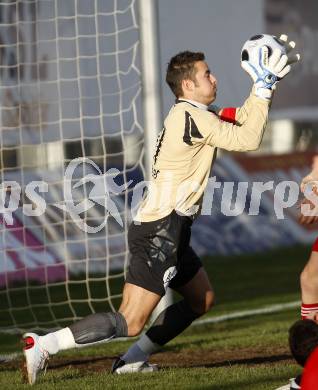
[186,290,215,317]
[191,290,215,316]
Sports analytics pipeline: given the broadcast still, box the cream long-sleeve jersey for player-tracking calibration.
[134,89,270,222]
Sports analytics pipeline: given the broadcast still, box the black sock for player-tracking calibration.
[146,299,200,346]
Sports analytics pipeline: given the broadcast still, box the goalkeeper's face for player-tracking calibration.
[192,61,217,105]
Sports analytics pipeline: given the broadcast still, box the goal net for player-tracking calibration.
[0,0,146,332]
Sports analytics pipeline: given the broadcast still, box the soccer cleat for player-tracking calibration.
[290,375,302,390]
[22,333,49,385]
[274,384,292,390]
[274,375,302,390]
[111,357,159,374]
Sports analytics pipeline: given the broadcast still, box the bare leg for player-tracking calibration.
[175,267,214,314]
[22,282,161,384]
[301,251,318,304]
[120,267,214,365]
[38,282,161,355]
[119,283,162,336]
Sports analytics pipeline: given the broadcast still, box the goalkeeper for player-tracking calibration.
[23,35,299,384]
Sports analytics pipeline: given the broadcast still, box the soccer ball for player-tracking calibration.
[241,34,286,68]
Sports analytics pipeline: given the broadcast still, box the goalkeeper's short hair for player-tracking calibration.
[289,319,318,367]
[166,51,205,98]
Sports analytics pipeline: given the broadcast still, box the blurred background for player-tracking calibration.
[0,0,317,332]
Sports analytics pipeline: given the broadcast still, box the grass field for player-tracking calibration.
[0,245,310,389]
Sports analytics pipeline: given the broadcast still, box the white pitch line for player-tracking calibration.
[0,300,300,363]
[0,352,22,363]
[193,300,300,326]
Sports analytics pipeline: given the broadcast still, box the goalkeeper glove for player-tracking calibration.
[242,34,300,100]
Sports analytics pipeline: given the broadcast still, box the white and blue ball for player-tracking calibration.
[241,34,286,71]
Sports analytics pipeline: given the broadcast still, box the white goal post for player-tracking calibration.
[138,0,173,317]
[0,0,169,333]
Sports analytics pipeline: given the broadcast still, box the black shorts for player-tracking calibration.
[126,210,202,296]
